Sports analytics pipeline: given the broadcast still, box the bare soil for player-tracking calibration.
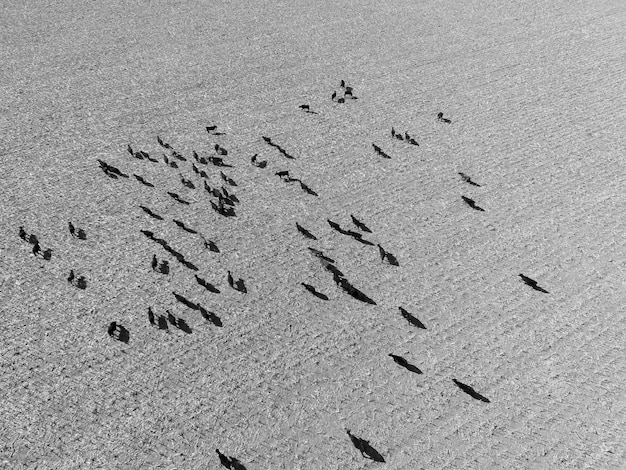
[1,0,625,468]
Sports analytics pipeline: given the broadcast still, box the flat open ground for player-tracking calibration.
[1,0,626,468]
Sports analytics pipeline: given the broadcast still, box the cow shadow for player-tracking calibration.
[302,283,329,300]
[346,429,385,462]
[175,318,192,334]
[399,307,426,329]
[198,305,223,327]
[453,379,490,403]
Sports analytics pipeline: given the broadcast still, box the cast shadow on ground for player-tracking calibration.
[301,283,329,300]
[338,279,376,305]
[399,307,426,329]
[346,429,385,462]
[175,317,192,334]
[139,205,164,220]
[389,354,422,374]
[197,304,223,327]
[453,379,490,403]
[195,275,220,293]
[519,274,549,293]
[378,244,399,265]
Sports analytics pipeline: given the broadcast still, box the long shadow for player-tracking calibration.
[338,279,376,305]
[327,219,350,235]
[102,170,118,179]
[328,222,373,245]
[154,240,197,271]
[163,155,179,169]
[322,262,344,279]
[173,219,198,234]
[301,283,329,300]
[531,284,549,294]
[195,275,220,293]
[209,186,222,198]
[399,307,426,329]
[308,247,335,264]
[203,239,220,253]
[346,429,385,462]
[216,449,246,469]
[296,223,318,240]
[171,151,187,161]
[194,151,207,164]
[389,354,422,374]
[139,205,164,220]
[277,147,295,160]
[347,231,375,246]
[133,174,155,187]
[219,194,235,206]
[220,171,237,186]
[198,304,223,327]
[97,159,129,178]
[519,274,549,293]
[141,229,155,239]
[157,136,172,149]
[372,143,391,159]
[300,182,318,196]
[262,136,296,159]
[461,196,485,212]
[216,449,230,468]
[453,379,490,403]
[459,172,481,187]
[172,292,199,311]
[378,244,399,265]
[209,156,233,167]
[332,271,344,286]
[229,457,247,470]
[106,161,129,176]
[180,176,195,189]
[176,318,192,334]
[350,214,372,233]
[210,201,237,217]
[167,191,191,205]
[226,193,239,204]
[384,251,399,266]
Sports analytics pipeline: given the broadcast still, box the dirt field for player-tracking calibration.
[1,0,625,468]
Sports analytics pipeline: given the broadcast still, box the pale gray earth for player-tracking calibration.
[1,0,625,468]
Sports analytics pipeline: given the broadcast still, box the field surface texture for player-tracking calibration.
[1,0,626,468]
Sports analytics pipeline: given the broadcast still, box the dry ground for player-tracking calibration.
[1,0,626,468]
